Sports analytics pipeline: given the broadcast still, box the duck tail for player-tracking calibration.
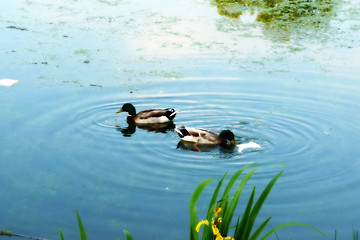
[175,126,189,138]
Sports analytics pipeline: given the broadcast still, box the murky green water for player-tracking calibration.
[1,0,360,239]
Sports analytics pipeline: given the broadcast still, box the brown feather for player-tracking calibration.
[136,109,168,119]
[184,127,220,144]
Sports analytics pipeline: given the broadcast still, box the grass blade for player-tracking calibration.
[220,166,261,236]
[219,163,258,216]
[76,209,87,240]
[234,186,256,239]
[220,163,257,203]
[123,230,134,240]
[241,171,283,240]
[190,178,215,240]
[353,228,359,240]
[202,172,228,240]
[259,222,327,240]
[59,228,65,240]
[249,217,272,240]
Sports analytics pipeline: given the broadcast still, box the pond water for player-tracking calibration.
[1,0,360,239]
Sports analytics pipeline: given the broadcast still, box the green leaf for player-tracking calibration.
[259,222,327,240]
[219,163,258,215]
[203,172,228,240]
[220,166,261,236]
[220,163,258,204]
[241,171,283,240]
[59,228,65,240]
[76,209,87,240]
[190,178,215,240]
[234,186,256,239]
[249,217,272,240]
[123,230,134,240]
[353,228,359,240]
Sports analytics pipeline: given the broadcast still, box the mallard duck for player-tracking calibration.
[116,103,177,125]
[175,126,238,145]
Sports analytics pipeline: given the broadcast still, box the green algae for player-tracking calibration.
[73,49,90,55]
[256,0,337,24]
[214,0,337,20]
[7,25,28,31]
[213,0,339,38]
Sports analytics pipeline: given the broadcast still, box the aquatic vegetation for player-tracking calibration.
[256,0,336,25]
[213,0,339,39]
[190,163,325,240]
[6,25,28,31]
[213,0,337,21]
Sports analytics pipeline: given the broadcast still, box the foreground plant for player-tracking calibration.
[334,229,359,240]
[59,209,133,240]
[190,163,326,240]
[59,210,87,240]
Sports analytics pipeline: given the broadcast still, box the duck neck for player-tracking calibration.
[127,115,135,124]
[127,108,136,116]
[218,138,228,145]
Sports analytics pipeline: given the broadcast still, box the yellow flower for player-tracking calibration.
[196,206,234,240]
[211,220,234,240]
[215,234,234,240]
[214,203,222,218]
[196,220,209,232]
[215,234,224,240]
[212,223,220,235]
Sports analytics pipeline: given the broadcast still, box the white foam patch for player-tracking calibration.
[237,142,261,153]
[0,79,19,87]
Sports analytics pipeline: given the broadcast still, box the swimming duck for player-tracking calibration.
[116,103,177,125]
[175,126,238,145]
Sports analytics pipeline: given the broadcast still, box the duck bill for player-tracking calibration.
[231,139,238,145]
[116,109,123,114]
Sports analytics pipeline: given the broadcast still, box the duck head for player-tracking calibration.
[116,103,136,115]
[219,130,238,145]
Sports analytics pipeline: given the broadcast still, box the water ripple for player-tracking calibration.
[33,89,359,195]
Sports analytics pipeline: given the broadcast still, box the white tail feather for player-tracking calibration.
[169,110,177,117]
[237,142,261,153]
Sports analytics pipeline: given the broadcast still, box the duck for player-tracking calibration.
[175,126,238,146]
[116,103,177,125]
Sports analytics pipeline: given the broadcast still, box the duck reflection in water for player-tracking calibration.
[116,122,176,137]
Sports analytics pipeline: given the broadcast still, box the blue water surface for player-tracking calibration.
[1,0,360,239]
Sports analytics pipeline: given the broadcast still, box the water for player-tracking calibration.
[1,0,360,239]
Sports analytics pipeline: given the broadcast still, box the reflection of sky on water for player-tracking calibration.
[2,0,359,89]
[1,0,360,239]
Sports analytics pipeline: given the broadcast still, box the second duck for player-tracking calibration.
[175,126,238,145]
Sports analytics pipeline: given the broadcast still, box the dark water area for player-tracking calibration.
[1,0,360,239]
